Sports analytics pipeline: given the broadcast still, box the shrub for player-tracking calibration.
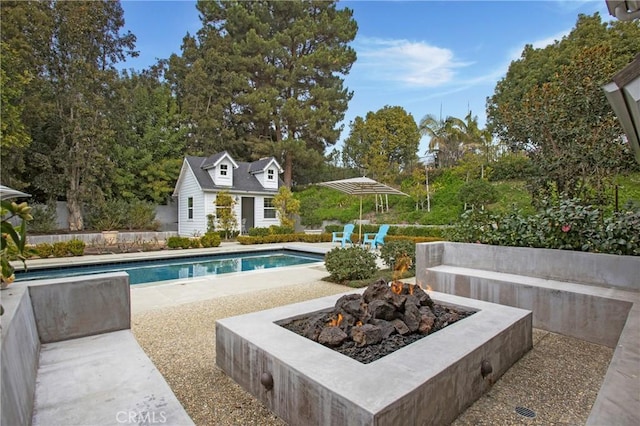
[249,227,271,237]
[28,203,58,233]
[379,240,416,272]
[166,236,193,249]
[448,196,640,256]
[66,239,85,256]
[458,180,498,209]
[387,226,445,238]
[85,199,158,231]
[324,246,378,282]
[125,200,157,230]
[269,225,295,235]
[52,242,68,258]
[326,224,446,239]
[489,152,534,181]
[35,243,53,258]
[200,232,221,248]
[598,210,640,255]
[236,233,333,245]
[85,199,127,231]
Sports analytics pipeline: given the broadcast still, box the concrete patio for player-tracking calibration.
[7,241,636,425]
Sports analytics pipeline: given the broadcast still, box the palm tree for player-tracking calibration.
[419,112,496,169]
[458,112,495,164]
[419,114,466,168]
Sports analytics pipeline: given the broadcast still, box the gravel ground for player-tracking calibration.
[132,281,350,426]
[132,280,613,426]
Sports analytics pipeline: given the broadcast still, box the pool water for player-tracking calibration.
[15,250,323,285]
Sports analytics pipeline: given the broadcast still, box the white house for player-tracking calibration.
[172,151,284,236]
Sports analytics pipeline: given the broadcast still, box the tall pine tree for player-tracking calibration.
[172,0,357,186]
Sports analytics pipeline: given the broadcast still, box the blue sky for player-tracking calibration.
[120,0,612,155]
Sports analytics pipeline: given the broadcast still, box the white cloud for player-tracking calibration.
[354,37,470,88]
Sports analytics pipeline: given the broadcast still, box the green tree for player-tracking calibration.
[402,167,428,211]
[16,1,137,230]
[0,0,52,189]
[111,71,186,203]
[342,106,420,182]
[458,179,498,210]
[486,13,640,202]
[173,0,358,187]
[419,114,466,168]
[214,190,237,239]
[273,186,301,229]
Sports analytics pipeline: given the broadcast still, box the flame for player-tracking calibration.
[416,281,432,293]
[355,321,363,327]
[390,281,403,295]
[408,284,414,295]
[328,313,343,327]
[392,254,412,282]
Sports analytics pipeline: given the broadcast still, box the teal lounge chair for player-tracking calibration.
[362,224,389,250]
[332,224,355,247]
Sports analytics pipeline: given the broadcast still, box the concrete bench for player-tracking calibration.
[416,242,640,426]
[1,272,194,426]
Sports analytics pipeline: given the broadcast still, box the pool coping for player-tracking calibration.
[15,242,323,271]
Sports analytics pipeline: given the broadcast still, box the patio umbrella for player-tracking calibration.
[318,177,409,241]
[0,185,31,200]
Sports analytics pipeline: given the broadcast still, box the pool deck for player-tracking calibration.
[15,242,615,425]
[18,242,337,314]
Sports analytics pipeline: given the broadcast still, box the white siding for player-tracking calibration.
[208,158,234,187]
[254,167,279,190]
[254,195,280,228]
[264,166,278,189]
[177,168,207,237]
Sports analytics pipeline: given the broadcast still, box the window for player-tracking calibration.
[264,198,276,219]
[220,164,228,176]
[187,197,193,219]
[267,169,274,180]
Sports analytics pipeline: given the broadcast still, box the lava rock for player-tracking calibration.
[335,294,365,318]
[371,319,396,339]
[362,279,389,303]
[402,301,421,333]
[391,318,410,335]
[405,294,420,308]
[413,285,434,309]
[351,324,383,347]
[419,309,436,334]
[369,299,398,321]
[303,312,330,341]
[318,326,348,347]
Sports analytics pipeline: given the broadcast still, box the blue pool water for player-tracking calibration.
[15,250,323,285]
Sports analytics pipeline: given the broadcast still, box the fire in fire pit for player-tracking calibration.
[278,279,476,364]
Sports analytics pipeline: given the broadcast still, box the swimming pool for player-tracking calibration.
[15,250,324,285]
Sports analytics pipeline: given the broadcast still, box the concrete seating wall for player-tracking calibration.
[0,273,194,426]
[415,242,640,426]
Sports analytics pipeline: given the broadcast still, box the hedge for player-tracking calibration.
[236,233,333,245]
[324,224,446,238]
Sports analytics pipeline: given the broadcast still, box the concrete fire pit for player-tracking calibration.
[216,289,532,425]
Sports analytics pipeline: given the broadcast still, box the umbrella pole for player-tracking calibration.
[359,196,363,244]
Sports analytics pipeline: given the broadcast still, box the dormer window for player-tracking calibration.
[267,169,274,180]
[220,164,228,176]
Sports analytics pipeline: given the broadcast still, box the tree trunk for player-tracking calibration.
[67,189,83,231]
[284,151,293,188]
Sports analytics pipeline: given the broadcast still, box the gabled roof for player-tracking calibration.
[200,151,239,170]
[182,155,283,194]
[249,157,284,174]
